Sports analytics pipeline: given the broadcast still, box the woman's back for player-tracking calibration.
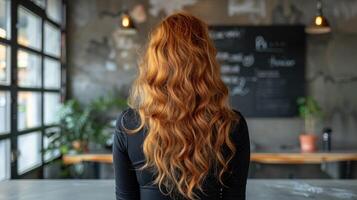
[113,12,250,200]
[113,108,250,200]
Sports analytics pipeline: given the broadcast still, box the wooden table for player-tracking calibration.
[63,152,357,165]
[1,180,356,200]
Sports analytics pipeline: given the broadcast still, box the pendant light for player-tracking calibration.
[120,11,135,29]
[99,6,137,34]
[305,0,331,34]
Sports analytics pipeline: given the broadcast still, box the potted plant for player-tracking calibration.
[297,96,323,152]
[42,95,127,178]
[44,95,127,155]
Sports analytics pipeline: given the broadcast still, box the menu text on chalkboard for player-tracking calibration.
[209,26,306,117]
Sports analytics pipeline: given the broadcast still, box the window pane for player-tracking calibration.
[18,132,42,174]
[46,0,62,24]
[0,91,10,134]
[31,0,46,8]
[44,22,61,57]
[18,7,42,50]
[0,139,10,181]
[44,92,61,125]
[17,50,41,87]
[0,0,10,39]
[44,127,61,162]
[44,58,61,89]
[18,92,41,130]
[0,44,10,85]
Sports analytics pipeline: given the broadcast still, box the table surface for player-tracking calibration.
[63,152,357,165]
[0,180,356,200]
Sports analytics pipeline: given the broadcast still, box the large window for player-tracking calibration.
[0,0,66,180]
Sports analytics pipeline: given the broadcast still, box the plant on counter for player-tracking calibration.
[44,94,128,155]
[297,96,324,152]
[297,96,324,134]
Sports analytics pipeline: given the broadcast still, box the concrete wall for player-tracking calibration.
[67,0,357,150]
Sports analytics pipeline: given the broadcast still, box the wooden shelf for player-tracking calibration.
[62,152,357,165]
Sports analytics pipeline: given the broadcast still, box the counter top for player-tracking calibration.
[0,180,356,200]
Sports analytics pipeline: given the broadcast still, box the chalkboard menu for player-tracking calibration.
[209,26,305,117]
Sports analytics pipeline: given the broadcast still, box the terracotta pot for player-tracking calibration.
[72,140,89,153]
[299,134,317,152]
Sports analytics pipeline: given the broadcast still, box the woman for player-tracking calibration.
[113,12,250,200]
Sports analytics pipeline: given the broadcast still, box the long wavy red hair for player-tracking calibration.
[128,12,238,199]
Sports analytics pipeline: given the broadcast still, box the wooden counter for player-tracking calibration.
[63,153,113,165]
[62,152,357,165]
[251,152,357,164]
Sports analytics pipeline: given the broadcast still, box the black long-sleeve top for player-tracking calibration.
[113,108,250,200]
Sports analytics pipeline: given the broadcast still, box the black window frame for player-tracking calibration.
[0,0,67,179]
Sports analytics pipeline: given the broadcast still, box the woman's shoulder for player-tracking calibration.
[113,107,141,151]
[115,107,141,132]
[230,109,249,142]
[232,109,247,125]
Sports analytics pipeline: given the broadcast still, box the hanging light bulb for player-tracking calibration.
[306,0,331,34]
[120,11,136,30]
[121,14,130,27]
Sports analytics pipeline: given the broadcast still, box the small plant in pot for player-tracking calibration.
[44,95,128,155]
[297,96,323,152]
[43,95,127,178]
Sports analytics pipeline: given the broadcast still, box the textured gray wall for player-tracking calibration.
[68,0,357,150]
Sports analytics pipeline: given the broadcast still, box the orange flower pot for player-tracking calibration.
[72,140,89,153]
[299,134,317,152]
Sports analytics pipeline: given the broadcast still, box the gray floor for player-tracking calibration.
[0,180,356,200]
